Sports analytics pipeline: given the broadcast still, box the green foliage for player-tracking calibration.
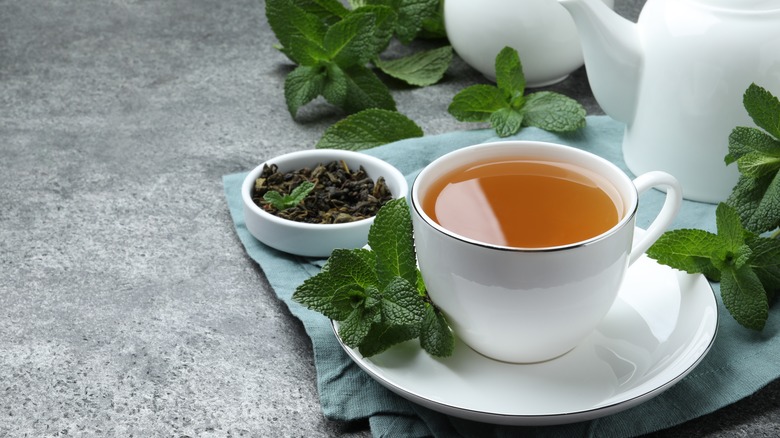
[448,47,586,137]
[648,83,780,331]
[725,83,780,234]
[293,198,455,357]
[373,45,453,86]
[263,181,315,211]
[266,0,449,119]
[350,0,441,44]
[315,109,423,150]
[268,0,396,117]
[647,204,779,330]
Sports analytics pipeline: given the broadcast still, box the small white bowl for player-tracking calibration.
[241,149,408,257]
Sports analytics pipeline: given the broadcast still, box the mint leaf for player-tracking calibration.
[295,0,350,23]
[709,203,753,273]
[725,84,780,234]
[293,268,351,320]
[725,127,780,166]
[646,205,745,280]
[716,202,748,251]
[727,169,780,234]
[419,6,446,39]
[521,91,587,132]
[288,180,316,203]
[358,322,419,357]
[746,235,780,296]
[292,248,377,320]
[721,265,769,330]
[646,228,723,281]
[328,247,380,290]
[744,83,780,139]
[735,151,780,179]
[374,45,453,87]
[349,0,438,44]
[350,6,397,54]
[495,46,525,100]
[262,191,285,207]
[386,0,439,44]
[339,294,380,347]
[316,63,397,114]
[448,47,585,137]
[448,84,506,122]
[324,11,377,67]
[285,34,330,66]
[262,180,315,210]
[380,276,426,325]
[726,127,780,179]
[368,198,418,288]
[284,65,326,117]
[341,64,397,113]
[419,305,454,357]
[315,108,423,150]
[321,63,349,108]
[489,107,524,137]
[266,0,328,64]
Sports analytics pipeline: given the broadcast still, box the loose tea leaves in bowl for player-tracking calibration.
[241,149,408,257]
[252,160,393,224]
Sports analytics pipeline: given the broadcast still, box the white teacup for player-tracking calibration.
[410,141,682,363]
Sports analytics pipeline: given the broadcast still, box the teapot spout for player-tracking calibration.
[559,0,641,124]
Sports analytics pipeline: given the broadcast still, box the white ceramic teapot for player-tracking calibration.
[444,0,615,87]
[558,0,780,202]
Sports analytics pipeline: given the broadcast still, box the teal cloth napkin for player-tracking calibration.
[223,116,779,437]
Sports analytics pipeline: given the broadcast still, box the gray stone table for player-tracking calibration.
[2,0,778,436]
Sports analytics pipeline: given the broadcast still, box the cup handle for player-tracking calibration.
[629,171,683,266]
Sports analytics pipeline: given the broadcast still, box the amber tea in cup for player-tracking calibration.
[422,158,624,248]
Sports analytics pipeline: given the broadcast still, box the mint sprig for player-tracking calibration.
[267,0,450,119]
[267,0,396,117]
[725,83,780,234]
[648,83,780,331]
[263,181,315,211]
[293,198,455,357]
[448,46,586,137]
[647,203,779,330]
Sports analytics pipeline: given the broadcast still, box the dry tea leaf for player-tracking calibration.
[252,160,393,224]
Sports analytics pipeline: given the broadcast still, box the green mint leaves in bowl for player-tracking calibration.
[263,181,315,211]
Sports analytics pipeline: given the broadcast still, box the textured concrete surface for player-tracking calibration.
[1,0,779,437]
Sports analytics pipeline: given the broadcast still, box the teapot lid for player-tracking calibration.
[692,0,780,12]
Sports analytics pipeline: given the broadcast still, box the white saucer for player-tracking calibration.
[331,251,718,426]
